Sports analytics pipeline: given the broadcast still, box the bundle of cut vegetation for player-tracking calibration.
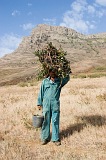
[34,42,72,79]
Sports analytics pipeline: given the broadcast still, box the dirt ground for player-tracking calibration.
[0,77,106,160]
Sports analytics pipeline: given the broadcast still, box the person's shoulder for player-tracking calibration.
[42,77,50,83]
[56,77,62,82]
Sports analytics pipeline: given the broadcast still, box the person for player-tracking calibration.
[37,68,70,146]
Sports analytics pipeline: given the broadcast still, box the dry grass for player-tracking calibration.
[0,77,106,160]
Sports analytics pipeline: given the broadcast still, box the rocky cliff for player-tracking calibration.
[0,24,106,85]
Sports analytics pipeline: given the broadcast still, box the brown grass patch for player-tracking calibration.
[0,77,106,159]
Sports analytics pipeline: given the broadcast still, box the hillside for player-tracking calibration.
[0,24,106,85]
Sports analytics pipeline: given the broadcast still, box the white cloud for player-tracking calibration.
[71,0,87,13]
[95,0,106,6]
[96,9,106,17]
[20,23,35,30]
[0,34,22,58]
[60,14,90,33]
[87,5,96,14]
[12,10,20,16]
[0,48,13,57]
[43,18,56,26]
[60,0,106,34]
[27,3,32,6]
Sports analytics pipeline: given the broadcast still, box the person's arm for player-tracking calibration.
[37,80,44,107]
[61,75,70,88]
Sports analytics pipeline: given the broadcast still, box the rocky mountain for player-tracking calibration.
[0,24,106,85]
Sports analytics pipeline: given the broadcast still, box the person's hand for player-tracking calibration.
[37,105,42,110]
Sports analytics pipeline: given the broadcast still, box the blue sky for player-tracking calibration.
[0,0,106,57]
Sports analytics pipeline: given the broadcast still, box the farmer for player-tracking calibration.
[37,67,70,146]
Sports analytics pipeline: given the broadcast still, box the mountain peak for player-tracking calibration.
[0,24,106,85]
[31,24,84,38]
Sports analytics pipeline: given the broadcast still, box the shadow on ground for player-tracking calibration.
[60,115,106,140]
[60,123,86,140]
[80,115,106,127]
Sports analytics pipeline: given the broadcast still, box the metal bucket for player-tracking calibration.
[32,115,44,128]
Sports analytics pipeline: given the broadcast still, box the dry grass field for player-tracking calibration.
[0,77,106,160]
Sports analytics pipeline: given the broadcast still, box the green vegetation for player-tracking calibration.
[93,66,106,72]
[18,78,38,87]
[96,93,106,101]
[72,72,106,79]
[72,65,106,79]
[34,42,71,79]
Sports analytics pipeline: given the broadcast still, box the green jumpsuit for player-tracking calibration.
[37,75,70,142]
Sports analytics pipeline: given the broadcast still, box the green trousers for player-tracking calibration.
[41,100,60,141]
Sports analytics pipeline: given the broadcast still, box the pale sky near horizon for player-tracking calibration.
[0,0,106,57]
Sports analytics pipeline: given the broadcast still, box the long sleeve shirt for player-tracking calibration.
[37,75,70,106]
